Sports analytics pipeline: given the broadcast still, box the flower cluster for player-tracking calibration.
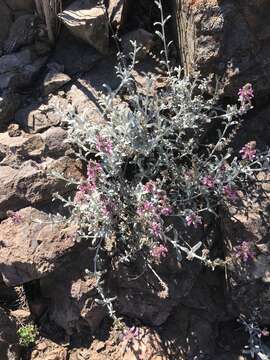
[240,141,256,161]
[238,83,254,114]
[202,175,215,189]
[122,326,139,344]
[136,181,173,239]
[185,212,202,228]
[8,211,23,225]
[150,244,168,263]
[96,135,113,155]
[238,83,254,103]
[234,241,255,262]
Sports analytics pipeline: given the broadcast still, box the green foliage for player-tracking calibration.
[17,324,38,347]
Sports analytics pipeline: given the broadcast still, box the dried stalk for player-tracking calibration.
[35,0,62,44]
[35,0,43,18]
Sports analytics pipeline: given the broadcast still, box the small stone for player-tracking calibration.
[95,342,106,352]
[7,124,21,137]
[43,71,71,96]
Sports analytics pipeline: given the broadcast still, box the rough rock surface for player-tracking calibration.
[0,48,47,91]
[30,339,68,360]
[40,248,105,336]
[161,269,229,359]
[41,127,69,158]
[0,1,12,47]
[176,0,270,97]
[0,156,83,218]
[0,207,79,286]
[107,0,127,30]
[0,307,20,360]
[111,218,204,326]
[221,175,270,324]
[15,99,64,133]
[43,69,71,96]
[58,0,109,55]
[0,91,21,130]
[51,29,102,75]
[70,327,168,360]
[4,14,37,54]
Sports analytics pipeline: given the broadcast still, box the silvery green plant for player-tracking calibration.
[53,0,270,323]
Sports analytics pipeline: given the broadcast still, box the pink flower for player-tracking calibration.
[122,326,139,344]
[9,211,23,225]
[234,241,255,262]
[74,182,96,203]
[137,201,155,216]
[202,175,215,189]
[144,181,156,194]
[79,183,96,193]
[150,222,162,238]
[238,83,254,105]
[223,185,238,201]
[261,329,269,337]
[239,141,256,161]
[101,199,116,217]
[87,161,102,183]
[96,135,113,155]
[186,212,202,228]
[160,206,173,216]
[150,244,168,262]
[74,190,86,203]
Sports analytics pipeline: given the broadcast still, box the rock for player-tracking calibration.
[40,249,105,336]
[161,269,228,359]
[0,91,21,130]
[15,99,63,133]
[75,327,168,360]
[107,0,127,30]
[4,14,36,54]
[221,174,270,323]
[0,156,83,218]
[10,309,31,325]
[0,131,31,158]
[0,307,20,360]
[0,207,79,286]
[0,48,48,91]
[122,28,154,60]
[110,217,203,326]
[17,134,45,159]
[51,29,102,75]
[30,339,68,360]
[232,105,270,152]
[0,1,12,47]
[0,131,45,166]
[7,0,34,12]
[42,127,69,158]
[66,83,104,123]
[175,0,270,98]
[58,0,109,55]
[43,70,71,96]
[15,80,106,134]
[7,124,22,137]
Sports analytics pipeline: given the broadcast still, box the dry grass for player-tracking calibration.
[35,0,62,44]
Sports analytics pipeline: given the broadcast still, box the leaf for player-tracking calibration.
[163,15,172,24]
[155,30,164,40]
[155,0,162,9]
